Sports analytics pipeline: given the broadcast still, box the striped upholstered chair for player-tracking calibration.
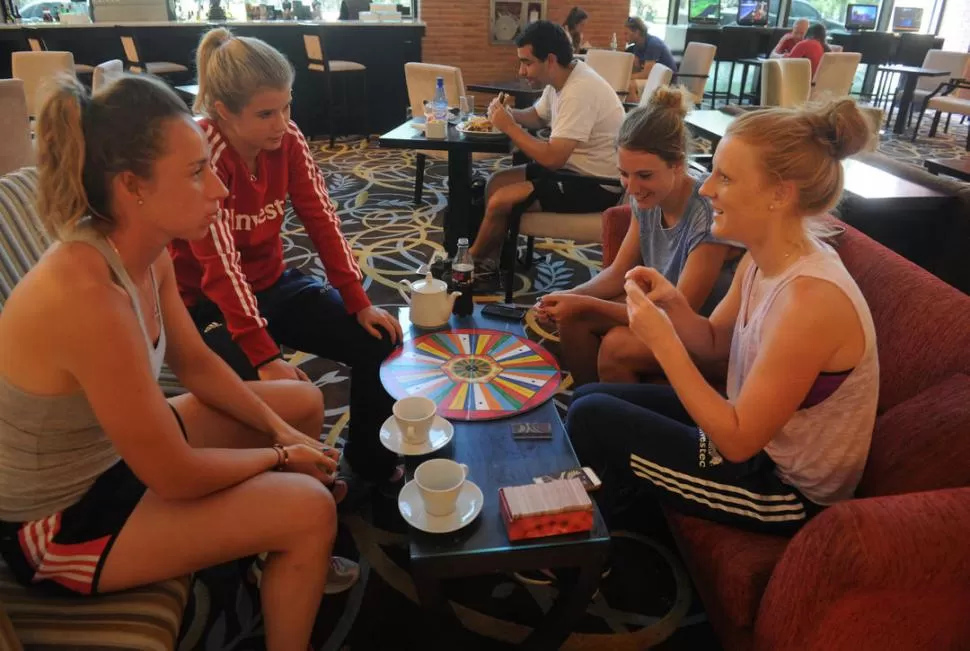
[0,167,190,650]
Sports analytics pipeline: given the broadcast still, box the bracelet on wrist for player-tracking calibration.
[271,443,289,471]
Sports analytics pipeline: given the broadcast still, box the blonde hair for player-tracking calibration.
[726,99,869,220]
[616,85,692,165]
[194,28,294,117]
[36,74,190,240]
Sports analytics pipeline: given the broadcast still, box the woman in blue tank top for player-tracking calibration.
[537,85,740,386]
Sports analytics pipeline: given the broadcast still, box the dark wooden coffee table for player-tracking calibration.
[924,158,970,183]
[390,305,610,651]
[379,120,512,256]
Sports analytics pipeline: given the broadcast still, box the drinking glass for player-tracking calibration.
[460,94,475,120]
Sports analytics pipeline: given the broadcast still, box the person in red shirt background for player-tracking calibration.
[786,23,831,77]
[169,28,404,485]
[770,18,809,58]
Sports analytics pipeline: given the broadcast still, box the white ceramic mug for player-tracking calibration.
[393,396,436,446]
[414,458,469,516]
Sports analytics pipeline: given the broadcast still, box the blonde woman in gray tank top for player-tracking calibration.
[567,99,878,536]
[0,75,355,648]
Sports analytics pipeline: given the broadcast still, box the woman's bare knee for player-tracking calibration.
[269,474,337,544]
[291,382,324,436]
[597,328,647,382]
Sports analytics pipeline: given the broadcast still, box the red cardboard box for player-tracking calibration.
[499,478,594,541]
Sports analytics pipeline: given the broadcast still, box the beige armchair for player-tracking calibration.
[677,42,717,106]
[11,51,75,119]
[585,49,635,95]
[404,62,466,205]
[0,80,33,175]
[811,52,862,101]
[92,59,124,93]
[761,58,811,108]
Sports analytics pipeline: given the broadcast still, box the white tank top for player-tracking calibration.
[726,242,878,505]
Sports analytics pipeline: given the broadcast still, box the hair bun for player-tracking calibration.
[810,98,869,161]
[648,85,690,120]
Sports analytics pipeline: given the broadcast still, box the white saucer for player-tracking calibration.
[379,415,454,456]
[398,479,484,534]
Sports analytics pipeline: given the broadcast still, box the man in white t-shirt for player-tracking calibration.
[468,20,625,284]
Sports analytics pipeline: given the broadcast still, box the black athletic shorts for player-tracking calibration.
[525,163,624,214]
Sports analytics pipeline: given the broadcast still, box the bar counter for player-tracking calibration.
[0,19,426,134]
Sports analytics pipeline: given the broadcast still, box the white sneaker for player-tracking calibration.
[325,556,360,595]
[249,553,360,595]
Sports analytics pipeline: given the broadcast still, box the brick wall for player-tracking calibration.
[419,0,631,86]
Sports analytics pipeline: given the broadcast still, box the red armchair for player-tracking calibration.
[601,205,970,650]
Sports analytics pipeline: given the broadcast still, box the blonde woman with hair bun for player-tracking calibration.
[169,29,405,491]
[567,99,878,538]
[537,85,740,386]
[0,74,349,650]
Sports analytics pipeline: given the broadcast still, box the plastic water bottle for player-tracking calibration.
[432,77,448,122]
[610,32,618,51]
[451,238,474,317]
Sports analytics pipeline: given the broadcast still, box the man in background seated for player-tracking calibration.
[786,23,830,77]
[625,16,677,101]
[771,18,809,57]
[468,20,625,287]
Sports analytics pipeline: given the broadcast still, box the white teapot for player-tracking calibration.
[398,272,461,329]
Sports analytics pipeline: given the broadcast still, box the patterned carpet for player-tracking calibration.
[178,110,968,651]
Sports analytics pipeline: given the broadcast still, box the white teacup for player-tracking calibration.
[393,396,437,446]
[414,458,469,516]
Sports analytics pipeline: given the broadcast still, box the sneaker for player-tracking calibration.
[428,256,452,281]
[248,553,361,595]
[473,258,501,293]
[325,556,361,595]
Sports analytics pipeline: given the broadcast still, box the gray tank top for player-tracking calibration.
[726,242,878,505]
[0,228,166,522]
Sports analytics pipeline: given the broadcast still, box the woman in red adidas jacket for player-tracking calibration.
[169,28,403,484]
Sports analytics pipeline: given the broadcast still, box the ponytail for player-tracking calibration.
[194,27,232,115]
[36,75,92,238]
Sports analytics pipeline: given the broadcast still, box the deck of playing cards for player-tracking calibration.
[499,478,594,541]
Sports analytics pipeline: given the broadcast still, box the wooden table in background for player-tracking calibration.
[876,65,951,135]
[379,120,512,256]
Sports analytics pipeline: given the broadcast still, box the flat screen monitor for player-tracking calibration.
[737,0,769,25]
[892,6,923,32]
[688,0,721,24]
[845,3,878,30]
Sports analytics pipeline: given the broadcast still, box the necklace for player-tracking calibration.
[104,235,160,321]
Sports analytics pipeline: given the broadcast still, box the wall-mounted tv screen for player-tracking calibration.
[737,0,769,25]
[689,0,721,24]
[892,6,923,32]
[845,3,878,30]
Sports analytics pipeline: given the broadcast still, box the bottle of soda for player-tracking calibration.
[451,238,474,317]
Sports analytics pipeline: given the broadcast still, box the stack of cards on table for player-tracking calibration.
[499,478,594,541]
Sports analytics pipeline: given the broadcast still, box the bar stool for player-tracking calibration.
[26,36,94,76]
[709,26,761,107]
[303,32,368,148]
[119,34,187,77]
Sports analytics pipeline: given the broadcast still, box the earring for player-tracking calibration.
[768,204,776,211]
[137,198,144,206]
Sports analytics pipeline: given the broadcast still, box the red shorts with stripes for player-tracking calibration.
[0,460,146,596]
